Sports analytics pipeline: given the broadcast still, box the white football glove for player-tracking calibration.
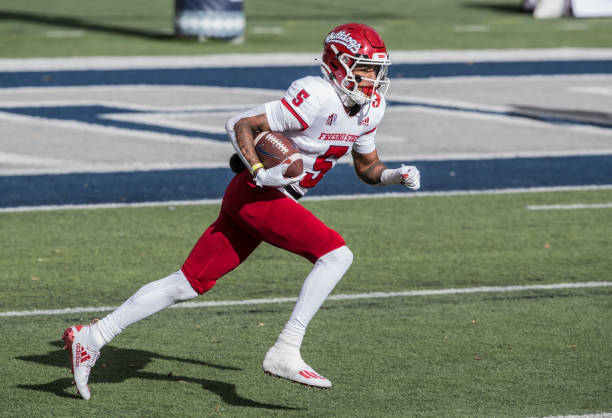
[254,163,306,188]
[380,165,421,190]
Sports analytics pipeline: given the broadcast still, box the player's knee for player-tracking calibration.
[180,266,219,295]
[338,245,354,268]
[320,245,353,268]
[171,270,200,301]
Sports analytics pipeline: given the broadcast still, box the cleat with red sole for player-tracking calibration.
[61,325,100,400]
[264,369,331,389]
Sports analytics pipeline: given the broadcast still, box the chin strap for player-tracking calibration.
[347,104,361,116]
[321,67,358,107]
[337,85,359,107]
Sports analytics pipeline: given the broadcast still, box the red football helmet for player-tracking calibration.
[321,23,391,106]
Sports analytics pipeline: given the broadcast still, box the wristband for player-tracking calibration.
[250,162,264,175]
[379,168,396,186]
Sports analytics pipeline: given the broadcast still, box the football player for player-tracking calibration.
[62,22,420,399]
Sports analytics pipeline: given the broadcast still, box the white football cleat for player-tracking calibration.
[262,345,331,389]
[62,325,100,400]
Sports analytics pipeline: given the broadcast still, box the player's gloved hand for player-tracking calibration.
[380,165,421,190]
[254,163,306,188]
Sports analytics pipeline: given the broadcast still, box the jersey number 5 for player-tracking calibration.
[292,89,310,107]
[300,145,349,188]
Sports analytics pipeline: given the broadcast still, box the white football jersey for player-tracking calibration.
[265,76,386,197]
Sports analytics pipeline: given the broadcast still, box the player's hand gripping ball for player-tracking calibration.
[254,131,303,178]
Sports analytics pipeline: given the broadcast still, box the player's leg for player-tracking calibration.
[62,209,260,400]
[223,172,352,387]
[181,209,262,294]
[262,245,353,388]
[61,269,197,400]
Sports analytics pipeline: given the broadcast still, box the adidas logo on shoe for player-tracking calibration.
[75,343,91,367]
[62,324,100,400]
[298,370,326,380]
[291,367,331,388]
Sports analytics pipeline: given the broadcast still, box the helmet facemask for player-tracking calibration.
[323,43,391,107]
[337,51,390,105]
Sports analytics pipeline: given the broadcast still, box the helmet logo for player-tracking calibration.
[325,30,362,54]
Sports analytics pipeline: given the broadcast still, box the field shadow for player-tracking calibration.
[0,10,174,40]
[509,104,612,126]
[16,341,301,411]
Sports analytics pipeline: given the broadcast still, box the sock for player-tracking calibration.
[278,245,353,346]
[91,270,198,347]
[271,332,303,355]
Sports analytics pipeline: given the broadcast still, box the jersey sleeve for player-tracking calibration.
[265,100,303,132]
[265,77,321,132]
[353,127,377,154]
[353,96,385,154]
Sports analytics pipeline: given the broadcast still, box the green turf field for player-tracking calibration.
[2,190,612,311]
[1,0,612,58]
[1,191,611,416]
[1,1,611,415]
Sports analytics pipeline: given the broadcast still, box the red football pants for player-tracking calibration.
[181,170,346,294]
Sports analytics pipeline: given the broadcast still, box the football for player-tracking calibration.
[254,131,303,178]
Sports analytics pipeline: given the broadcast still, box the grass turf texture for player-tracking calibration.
[1,0,612,58]
[2,287,610,416]
[1,190,611,416]
[1,189,612,311]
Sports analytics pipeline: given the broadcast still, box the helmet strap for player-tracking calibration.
[347,104,361,116]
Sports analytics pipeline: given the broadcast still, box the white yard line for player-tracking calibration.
[1,281,610,318]
[2,48,612,71]
[543,414,612,418]
[0,199,224,213]
[526,203,612,210]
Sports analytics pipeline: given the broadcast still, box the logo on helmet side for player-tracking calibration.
[325,31,362,54]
